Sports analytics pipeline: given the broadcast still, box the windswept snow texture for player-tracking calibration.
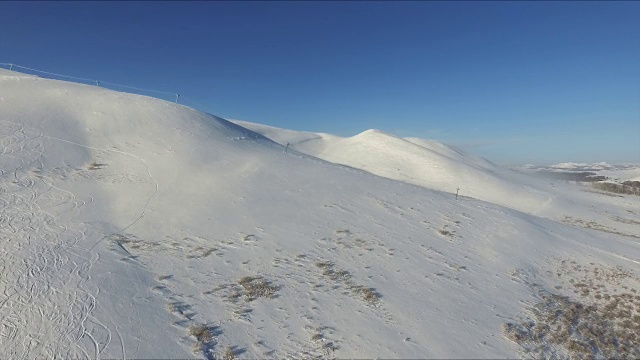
[1,69,640,359]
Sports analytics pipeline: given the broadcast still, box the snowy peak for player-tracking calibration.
[339,129,427,154]
[235,120,551,213]
[353,128,394,138]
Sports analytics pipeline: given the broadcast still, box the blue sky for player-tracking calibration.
[2,1,639,165]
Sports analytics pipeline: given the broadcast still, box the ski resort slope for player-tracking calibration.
[1,69,640,359]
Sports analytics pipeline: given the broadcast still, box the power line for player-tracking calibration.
[1,63,97,84]
[0,63,177,96]
[100,80,176,96]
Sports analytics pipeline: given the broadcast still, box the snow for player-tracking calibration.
[518,161,640,183]
[2,69,640,359]
[598,168,640,182]
[233,121,552,213]
[550,162,614,171]
[531,162,640,173]
[233,120,637,227]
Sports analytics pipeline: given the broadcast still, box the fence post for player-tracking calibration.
[455,187,460,200]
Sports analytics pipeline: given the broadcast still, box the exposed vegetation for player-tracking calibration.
[87,162,108,170]
[561,216,640,239]
[592,181,640,196]
[168,301,191,315]
[308,325,338,357]
[187,323,220,359]
[505,261,640,358]
[316,261,380,305]
[504,291,640,358]
[623,180,640,188]
[537,171,607,182]
[189,324,214,343]
[223,346,236,360]
[438,228,454,237]
[238,276,279,301]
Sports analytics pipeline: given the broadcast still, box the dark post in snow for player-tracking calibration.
[285,142,290,153]
[455,187,460,200]
[175,94,180,103]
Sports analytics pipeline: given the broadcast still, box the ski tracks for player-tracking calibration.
[0,120,117,359]
[33,131,160,252]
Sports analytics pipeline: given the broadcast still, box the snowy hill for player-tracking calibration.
[2,69,640,359]
[232,121,552,213]
[232,121,636,222]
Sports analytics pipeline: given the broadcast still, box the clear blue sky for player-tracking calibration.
[2,1,639,165]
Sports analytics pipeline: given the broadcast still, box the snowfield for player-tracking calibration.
[1,69,639,359]
[234,120,640,236]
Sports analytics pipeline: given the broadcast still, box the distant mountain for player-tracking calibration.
[524,162,640,172]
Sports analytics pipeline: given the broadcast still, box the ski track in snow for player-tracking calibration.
[0,119,156,359]
[42,134,161,253]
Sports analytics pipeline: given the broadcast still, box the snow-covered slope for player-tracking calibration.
[232,121,640,229]
[601,167,640,182]
[2,70,640,359]
[232,121,577,216]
